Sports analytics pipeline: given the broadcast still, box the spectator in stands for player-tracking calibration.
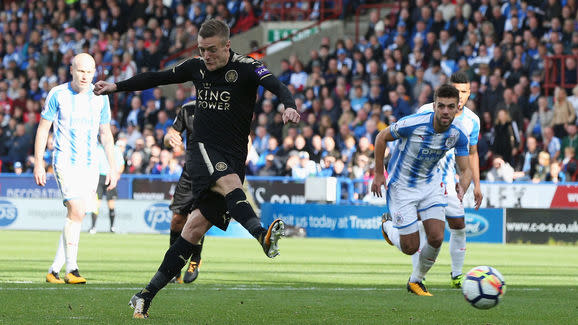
[497,88,524,134]
[155,110,172,134]
[292,151,317,179]
[492,109,518,164]
[514,136,539,181]
[481,75,505,116]
[2,123,31,167]
[388,89,411,121]
[527,96,553,141]
[423,59,444,90]
[289,60,308,92]
[561,124,578,160]
[543,126,562,162]
[551,86,576,138]
[549,161,564,183]
[486,155,515,183]
[258,154,280,176]
[561,147,578,182]
[13,161,24,175]
[569,85,578,118]
[563,57,577,88]
[126,96,144,129]
[532,151,551,183]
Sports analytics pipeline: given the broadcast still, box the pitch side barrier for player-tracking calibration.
[1,175,577,242]
[2,174,577,208]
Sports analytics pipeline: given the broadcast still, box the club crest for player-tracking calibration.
[215,162,228,171]
[445,135,457,148]
[225,70,238,83]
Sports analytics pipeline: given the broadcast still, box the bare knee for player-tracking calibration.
[401,242,419,255]
[181,210,211,243]
[212,174,243,196]
[400,232,421,255]
[447,217,465,230]
[171,213,187,232]
[66,201,85,222]
[427,234,444,248]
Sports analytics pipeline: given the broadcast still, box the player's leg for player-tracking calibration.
[212,173,284,258]
[406,206,446,296]
[50,166,95,284]
[381,186,420,254]
[447,217,466,286]
[62,199,87,284]
[168,213,187,284]
[91,175,106,234]
[445,182,467,287]
[168,169,204,283]
[46,232,66,283]
[107,186,119,232]
[183,235,204,283]
[410,221,427,280]
[107,199,116,232]
[130,209,212,319]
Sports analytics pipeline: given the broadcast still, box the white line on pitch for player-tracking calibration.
[0,286,544,291]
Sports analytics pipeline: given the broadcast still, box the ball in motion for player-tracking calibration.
[462,266,506,309]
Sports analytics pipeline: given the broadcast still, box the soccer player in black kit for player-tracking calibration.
[94,19,300,319]
[164,100,204,284]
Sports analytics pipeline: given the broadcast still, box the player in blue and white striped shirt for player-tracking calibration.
[34,53,118,285]
[415,72,483,289]
[371,84,473,296]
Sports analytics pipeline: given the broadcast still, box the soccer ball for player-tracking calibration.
[462,266,506,309]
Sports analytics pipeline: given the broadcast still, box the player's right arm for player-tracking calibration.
[33,118,53,186]
[93,59,196,95]
[371,127,396,197]
[164,103,188,149]
[164,127,183,149]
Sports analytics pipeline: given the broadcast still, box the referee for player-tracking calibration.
[94,19,300,319]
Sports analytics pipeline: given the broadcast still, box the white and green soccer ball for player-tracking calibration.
[462,266,506,309]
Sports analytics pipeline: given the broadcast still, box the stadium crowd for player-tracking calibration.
[1,0,578,199]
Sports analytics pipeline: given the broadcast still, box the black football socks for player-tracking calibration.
[225,188,266,239]
[142,236,193,299]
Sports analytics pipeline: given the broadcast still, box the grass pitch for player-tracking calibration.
[0,231,577,324]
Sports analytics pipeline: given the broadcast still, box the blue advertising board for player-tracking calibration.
[261,204,504,243]
[261,203,387,239]
[444,208,503,243]
[0,175,131,199]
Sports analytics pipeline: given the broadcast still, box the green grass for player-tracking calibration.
[0,231,577,324]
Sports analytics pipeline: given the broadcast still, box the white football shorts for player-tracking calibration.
[444,178,465,218]
[386,181,447,235]
[54,164,99,211]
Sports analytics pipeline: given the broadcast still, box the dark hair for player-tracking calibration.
[434,84,459,102]
[450,71,469,84]
[199,19,230,41]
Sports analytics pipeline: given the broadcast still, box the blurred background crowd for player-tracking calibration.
[1,0,578,200]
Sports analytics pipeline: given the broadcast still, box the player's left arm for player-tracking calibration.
[468,144,482,209]
[99,123,118,190]
[455,133,473,201]
[98,97,118,190]
[256,65,299,124]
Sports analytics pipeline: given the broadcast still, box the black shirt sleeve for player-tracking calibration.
[172,106,186,133]
[253,63,296,110]
[115,59,195,92]
[259,75,296,110]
